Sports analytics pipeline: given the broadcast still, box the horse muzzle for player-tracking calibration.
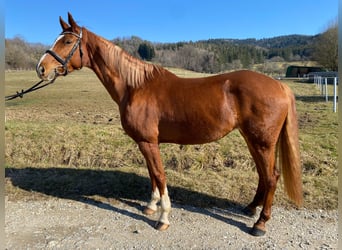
[36,63,60,83]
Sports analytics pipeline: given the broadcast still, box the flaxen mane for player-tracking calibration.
[100,37,163,88]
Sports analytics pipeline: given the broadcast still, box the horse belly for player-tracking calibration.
[158,108,236,144]
[159,131,229,145]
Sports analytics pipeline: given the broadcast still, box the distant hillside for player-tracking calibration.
[224,34,315,48]
[6,34,319,73]
[115,34,318,73]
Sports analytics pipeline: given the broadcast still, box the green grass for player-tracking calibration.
[5,69,338,210]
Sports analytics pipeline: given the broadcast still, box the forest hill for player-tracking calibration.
[5,34,317,74]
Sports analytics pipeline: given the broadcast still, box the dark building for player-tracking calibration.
[285,65,326,77]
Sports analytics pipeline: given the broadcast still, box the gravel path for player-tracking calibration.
[5,197,337,249]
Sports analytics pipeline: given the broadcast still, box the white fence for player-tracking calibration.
[313,75,338,112]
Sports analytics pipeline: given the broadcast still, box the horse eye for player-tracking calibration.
[65,40,73,45]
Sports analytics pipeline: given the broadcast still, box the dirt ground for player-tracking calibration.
[5,196,337,249]
[5,71,338,249]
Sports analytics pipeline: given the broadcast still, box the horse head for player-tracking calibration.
[36,13,84,82]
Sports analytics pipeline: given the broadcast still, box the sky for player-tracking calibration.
[5,0,338,45]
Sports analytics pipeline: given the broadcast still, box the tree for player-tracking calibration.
[5,37,48,70]
[313,21,338,71]
[112,36,143,57]
[138,42,155,61]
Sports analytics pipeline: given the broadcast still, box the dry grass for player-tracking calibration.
[5,69,337,210]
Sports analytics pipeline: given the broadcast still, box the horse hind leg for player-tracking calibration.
[242,136,280,236]
[251,162,280,236]
[242,173,265,217]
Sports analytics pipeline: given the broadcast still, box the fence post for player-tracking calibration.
[325,78,328,102]
[333,77,337,112]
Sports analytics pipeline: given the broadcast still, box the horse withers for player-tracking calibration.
[36,13,302,236]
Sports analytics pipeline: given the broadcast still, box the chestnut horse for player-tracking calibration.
[36,13,302,236]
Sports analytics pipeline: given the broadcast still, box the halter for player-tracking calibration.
[7,29,84,101]
[44,28,83,76]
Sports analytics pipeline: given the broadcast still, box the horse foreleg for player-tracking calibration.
[156,186,171,231]
[138,142,171,231]
[143,168,160,215]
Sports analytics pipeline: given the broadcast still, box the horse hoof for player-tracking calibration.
[155,222,169,231]
[250,226,266,237]
[242,206,256,217]
[143,207,156,215]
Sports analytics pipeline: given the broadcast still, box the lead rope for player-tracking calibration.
[5,79,55,101]
[6,29,83,101]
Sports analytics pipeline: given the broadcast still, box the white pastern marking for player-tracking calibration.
[159,187,171,225]
[147,188,160,211]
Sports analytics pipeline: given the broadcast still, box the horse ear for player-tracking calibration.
[67,12,78,29]
[59,16,70,30]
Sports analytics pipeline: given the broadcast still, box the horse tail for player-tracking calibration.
[278,85,303,207]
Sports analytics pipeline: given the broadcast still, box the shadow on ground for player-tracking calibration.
[5,167,252,234]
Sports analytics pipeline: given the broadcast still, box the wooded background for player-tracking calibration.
[5,23,337,74]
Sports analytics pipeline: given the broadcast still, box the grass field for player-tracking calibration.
[5,69,338,210]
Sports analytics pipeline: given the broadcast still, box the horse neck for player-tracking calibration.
[83,29,163,105]
[83,30,128,104]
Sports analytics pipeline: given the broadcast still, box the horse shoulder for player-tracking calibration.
[120,88,160,143]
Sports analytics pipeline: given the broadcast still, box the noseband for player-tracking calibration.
[44,29,83,76]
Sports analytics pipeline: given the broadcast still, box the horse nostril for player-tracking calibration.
[37,65,45,76]
[40,66,45,74]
